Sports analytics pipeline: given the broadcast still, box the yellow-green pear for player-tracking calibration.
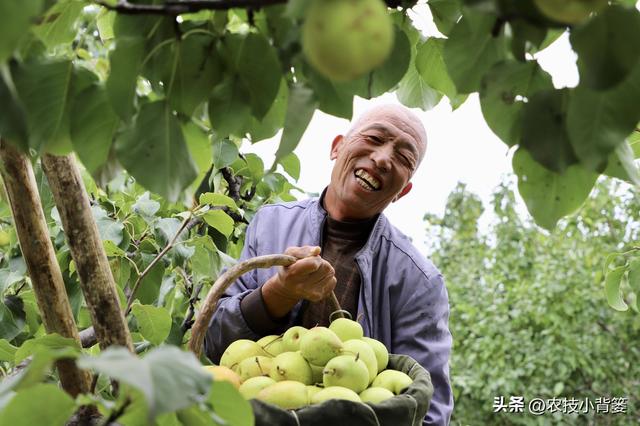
[310,363,324,385]
[362,337,389,373]
[341,339,377,383]
[282,326,308,351]
[300,327,343,366]
[220,339,268,371]
[311,386,362,404]
[270,351,313,385]
[323,354,369,393]
[239,376,277,399]
[306,385,323,400]
[359,387,394,403]
[237,356,273,381]
[302,0,394,81]
[257,335,287,357]
[371,370,413,395]
[256,380,309,409]
[329,318,363,342]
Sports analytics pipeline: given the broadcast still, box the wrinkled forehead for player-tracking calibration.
[348,105,427,157]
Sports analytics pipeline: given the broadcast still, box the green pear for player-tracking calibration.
[310,363,324,385]
[362,337,389,373]
[359,387,394,403]
[220,339,268,371]
[322,354,369,393]
[256,380,309,409]
[341,339,377,384]
[257,335,287,357]
[269,351,313,385]
[302,0,394,82]
[282,326,308,351]
[306,385,323,401]
[311,386,362,404]
[329,318,363,342]
[237,356,273,381]
[299,327,343,366]
[239,376,276,399]
[371,370,413,395]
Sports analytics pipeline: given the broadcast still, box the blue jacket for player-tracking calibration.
[205,197,453,425]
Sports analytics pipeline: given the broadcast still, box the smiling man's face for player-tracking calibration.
[324,105,427,221]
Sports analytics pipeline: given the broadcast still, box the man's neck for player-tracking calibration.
[322,186,375,222]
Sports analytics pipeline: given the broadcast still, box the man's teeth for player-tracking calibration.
[355,169,380,190]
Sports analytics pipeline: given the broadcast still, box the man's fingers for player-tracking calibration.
[284,245,321,259]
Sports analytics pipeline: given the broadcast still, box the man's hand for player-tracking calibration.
[261,246,336,318]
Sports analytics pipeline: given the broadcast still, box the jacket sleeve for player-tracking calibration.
[393,272,454,426]
[203,210,264,363]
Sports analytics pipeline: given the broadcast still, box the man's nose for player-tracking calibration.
[370,145,392,172]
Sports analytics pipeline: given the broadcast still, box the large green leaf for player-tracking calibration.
[203,210,235,238]
[70,83,119,174]
[0,0,43,62]
[397,64,443,111]
[512,148,598,230]
[221,33,282,119]
[629,258,640,295]
[164,34,223,116]
[116,101,198,202]
[0,340,17,363]
[208,76,252,137]
[479,60,553,147]
[106,36,145,121]
[32,0,84,49]
[603,140,640,186]
[208,381,254,426]
[443,10,508,94]
[520,89,579,173]
[212,138,239,169]
[247,79,288,142]
[0,71,28,151]
[362,25,411,98]
[566,63,640,171]
[305,66,354,119]
[0,299,24,341]
[274,84,317,163]
[0,383,76,426]
[14,334,80,364]
[131,304,172,346]
[570,5,640,91]
[429,0,463,36]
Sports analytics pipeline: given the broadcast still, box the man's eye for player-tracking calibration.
[367,135,383,144]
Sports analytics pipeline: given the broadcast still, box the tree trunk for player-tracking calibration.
[0,140,92,397]
[41,154,133,352]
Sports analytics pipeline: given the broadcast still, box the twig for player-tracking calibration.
[220,167,241,201]
[181,282,204,335]
[94,0,286,15]
[124,213,193,315]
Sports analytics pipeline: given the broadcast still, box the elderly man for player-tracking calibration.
[205,104,453,425]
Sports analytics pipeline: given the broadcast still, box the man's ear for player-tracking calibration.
[393,182,413,202]
[330,135,343,160]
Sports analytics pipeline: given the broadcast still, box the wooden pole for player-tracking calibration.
[0,140,92,397]
[41,154,133,352]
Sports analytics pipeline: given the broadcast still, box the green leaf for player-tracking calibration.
[0,0,43,62]
[131,304,172,346]
[247,79,288,142]
[479,60,553,147]
[208,381,254,426]
[443,10,508,94]
[363,25,411,98]
[212,138,239,169]
[221,33,281,119]
[106,36,145,121]
[0,383,76,426]
[70,83,119,174]
[512,148,598,230]
[183,122,212,174]
[92,205,124,245]
[396,64,443,111]
[570,5,640,91]
[0,339,17,363]
[520,89,579,173]
[305,66,354,119]
[416,38,458,102]
[32,0,84,49]
[603,140,640,186]
[208,76,252,137]
[203,210,235,238]
[0,70,29,151]
[116,101,198,202]
[199,193,239,211]
[428,0,462,36]
[274,84,317,163]
[279,152,300,181]
[0,352,54,395]
[136,255,165,306]
[165,34,223,116]
[604,266,628,311]
[14,333,81,364]
[629,258,640,295]
[630,130,640,158]
[189,236,222,283]
[133,192,161,220]
[566,64,640,171]
[97,10,116,41]
[0,300,24,341]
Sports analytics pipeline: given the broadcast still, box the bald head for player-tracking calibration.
[346,104,428,165]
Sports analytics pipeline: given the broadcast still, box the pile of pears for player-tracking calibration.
[204,318,413,409]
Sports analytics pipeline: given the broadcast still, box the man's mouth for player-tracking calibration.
[354,169,381,191]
